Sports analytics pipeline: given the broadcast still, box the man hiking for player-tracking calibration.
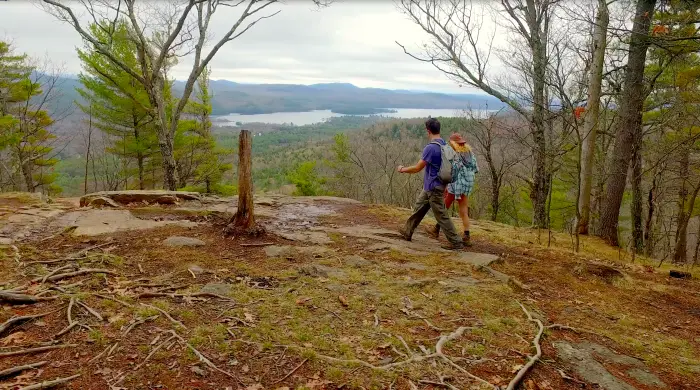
[397,117,464,250]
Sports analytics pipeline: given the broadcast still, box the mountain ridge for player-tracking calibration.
[49,75,506,116]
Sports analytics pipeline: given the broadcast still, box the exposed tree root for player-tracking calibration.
[0,309,59,337]
[55,297,80,337]
[93,293,134,308]
[140,303,186,329]
[168,331,242,384]
[272,358,308,384]
[0,290,54,304]
[43,268,116,283]
[136,291,234,301]
[17,373,81,390]
[505,303,544,390]
[76,299,103,321]
[35,264,77,283]
[132,332,178,372]
[0,344,77,358]
[122,315,158,336]
[0,361,47,378]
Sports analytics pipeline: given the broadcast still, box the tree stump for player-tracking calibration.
[225,130,265,236]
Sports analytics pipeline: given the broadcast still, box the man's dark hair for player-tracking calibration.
[425,117,441,134]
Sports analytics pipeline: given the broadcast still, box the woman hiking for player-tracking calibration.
[425,133,478,246]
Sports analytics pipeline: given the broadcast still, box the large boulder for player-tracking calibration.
[80,190,201,207]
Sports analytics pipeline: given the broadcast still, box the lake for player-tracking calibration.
[213,108,486,126]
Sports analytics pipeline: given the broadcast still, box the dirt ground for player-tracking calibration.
[0,193,698,390]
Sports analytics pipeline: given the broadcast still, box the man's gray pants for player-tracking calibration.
[403,188,461,245]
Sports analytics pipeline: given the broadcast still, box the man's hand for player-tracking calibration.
[397,165,405,173]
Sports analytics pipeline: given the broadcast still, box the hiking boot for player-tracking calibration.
[423,224,440,239]
[463,231,472,247]
[441,242,465,251]
[398,227,412,241]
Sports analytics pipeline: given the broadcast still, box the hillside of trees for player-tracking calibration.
[2,0,700,266]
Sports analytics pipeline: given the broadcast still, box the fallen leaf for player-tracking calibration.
[377,343,391,349]
[245,384,263,390]
[511,364,524,373]
[242,364,250,373]
[190,366,207,377]
[244,312,255,322]
[296,297,312,305]
[1,331,27,345]
[338,295,349,307]
[524,379,539,390]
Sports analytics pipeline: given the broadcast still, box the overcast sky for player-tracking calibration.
[0,0,506,94]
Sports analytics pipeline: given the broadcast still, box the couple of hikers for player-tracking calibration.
[397,117,479,251]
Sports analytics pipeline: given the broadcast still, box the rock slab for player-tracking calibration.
[554,341,666,390]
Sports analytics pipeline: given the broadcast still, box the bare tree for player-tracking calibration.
[42,0,329,190]
[577,0,609,235]
[597,0,657,246]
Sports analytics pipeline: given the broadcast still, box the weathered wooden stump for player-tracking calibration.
[225,130,265,236]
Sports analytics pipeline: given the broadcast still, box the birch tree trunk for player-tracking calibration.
[577,0,609,235]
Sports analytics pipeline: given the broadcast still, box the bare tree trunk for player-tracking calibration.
[673,183,700,264]
[577,0,609,235]
[644,174,658,256]
[692,217,700,265]
[225,130,264,236]
[530,9,549,229]
[597,0,656,246]
[151,76,179,191]
[631,140,644,253]
[84,106,93,195]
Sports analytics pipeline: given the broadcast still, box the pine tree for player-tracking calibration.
[176,68,231,193]
[0,41,59,194]
[76,21,159,190]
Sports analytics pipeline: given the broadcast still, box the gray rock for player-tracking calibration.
[445,276,479,288]
[299,264,346,279]
[395,262,428,271]
[344,255,372,267]
[554,341,667,390]
[0,237,13,245]
[80,190,201,207]
[200,283,233,296]
[163,236,205,247]
[626,368,666,388]
[86,196,120,208]
[402,278,438,288]
[454,252,500,267]
[264,245,295,258]
[278,231,331,245]
[187,265,206,275]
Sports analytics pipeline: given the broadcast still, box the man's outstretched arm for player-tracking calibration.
[398,160,427,174]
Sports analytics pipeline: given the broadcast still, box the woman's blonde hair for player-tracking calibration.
[450,140,471,153]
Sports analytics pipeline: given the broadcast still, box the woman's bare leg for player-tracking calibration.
[457,195,470,232]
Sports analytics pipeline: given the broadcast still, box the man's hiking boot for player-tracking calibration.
[463,231,472,247]
[424,224,440,239]
[398,227,411,241]
[441,242,464,251]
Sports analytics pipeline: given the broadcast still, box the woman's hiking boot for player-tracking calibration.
[463,231,472,247]
[398,227,412,241]
[424,224,440,239]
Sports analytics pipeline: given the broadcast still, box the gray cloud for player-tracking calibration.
[0,0,498,94]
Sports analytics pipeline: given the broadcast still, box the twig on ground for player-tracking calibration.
[0,361,47,378]
[188,268,197,279]
[93,293,134,308]
[76,299,103,321]
[122,315,158,336]
[138,263,144,274]
[10,245,20,263]
[272,358,308,384]
[88,344,111,364]
[260,347,288,382]
[43,268,116,283]
[132,332,178,372]
[374,313,380,327]
[55,297,79,337]
[418,379,459,390]
[136,291,234,301]
[140,303,186,329]
[36,264,77,283]
[169,331,242,384]
[505,303,544,390]
[17,373,81,390]
[397,335,414,356]
[316,305,342,320]
[0,344,77,358]
[434,327,496,389]
[240,242,274,247]
[0,309,60,337]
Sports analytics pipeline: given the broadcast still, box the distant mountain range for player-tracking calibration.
[50,75,506,116]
